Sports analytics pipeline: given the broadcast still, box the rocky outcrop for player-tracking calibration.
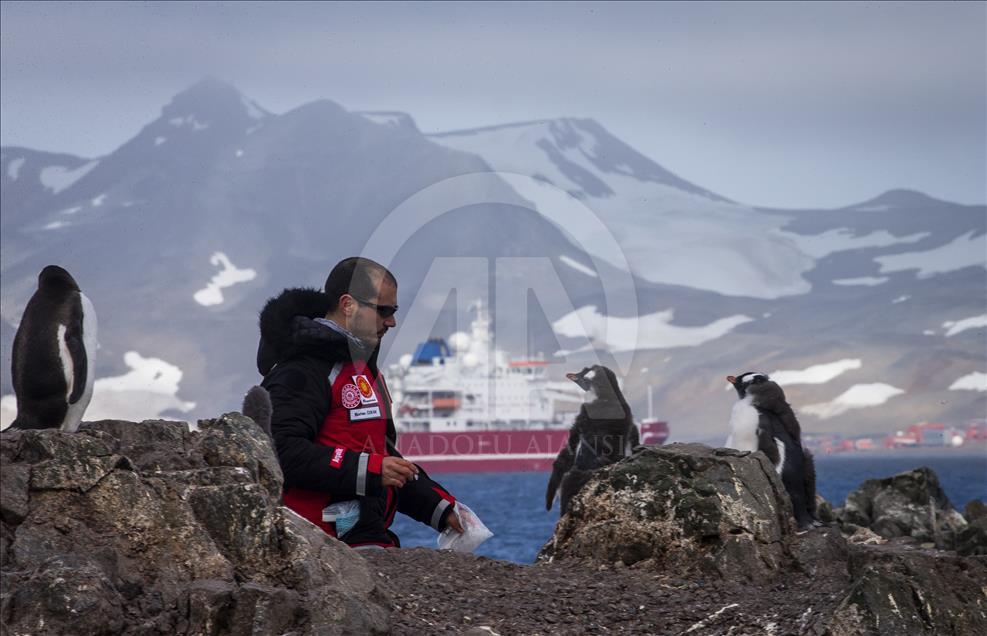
[957,499,987,556]
[0,415,390,636]
[538,444,987,635]
[817,542,987,635]
[838,467,969,550]
[539,443,797,582]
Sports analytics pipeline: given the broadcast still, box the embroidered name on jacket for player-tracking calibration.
[349,405,382,421]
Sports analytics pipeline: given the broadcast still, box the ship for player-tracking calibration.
[388,301,669,472]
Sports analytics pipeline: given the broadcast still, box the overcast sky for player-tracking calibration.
[1,1,984,208]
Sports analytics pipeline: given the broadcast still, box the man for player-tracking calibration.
[257,257,462,548]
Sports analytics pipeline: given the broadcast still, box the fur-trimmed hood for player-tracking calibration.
[256,287,378,376]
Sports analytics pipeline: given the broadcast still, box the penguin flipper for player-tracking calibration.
[65,319,88,405]
[545,448,570,510]
[756,412,781,466]
[546,428,578,510]
[627,422,640,455]
[803,449,819,520]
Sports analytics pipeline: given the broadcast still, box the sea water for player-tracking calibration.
[390,452,987,564]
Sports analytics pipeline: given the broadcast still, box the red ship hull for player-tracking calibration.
[396,429,570,473]
[395,423,670,473]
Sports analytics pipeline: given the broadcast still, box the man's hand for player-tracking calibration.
[381,456,418,488]
[445,508,464,534]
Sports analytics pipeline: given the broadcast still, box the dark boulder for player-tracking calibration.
[0,414,390,635]
[815,542,987,635]
[839,467,968,550]
[965,499,987,522]
[538,443,797,582]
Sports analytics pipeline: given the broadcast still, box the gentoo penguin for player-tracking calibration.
[546,365,639,515]
[10,266,97,431]
[726,372,820,529]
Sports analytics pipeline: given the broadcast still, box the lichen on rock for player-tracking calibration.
[539,443,797,581]
[0,414,390,635]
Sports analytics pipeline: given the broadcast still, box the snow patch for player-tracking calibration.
[91,194,106,207]
[854,204,893,212]
[832,276,889,287]
[168,115,209,130]
[39,160,98,194]
[193,252,257,306]
[430,122,814,299]
[892,295,910,304]
[942,314,987,337]
[775,228,929,259]
[802,383,905,419]
[0,351,196,429]
[235,149,244,158]
[0,395,16,430]
[558,255,598,278]
[923,330,936,336]
[553,305,753,352]
[876,231,987,278]
[6,157,25,180]
[154,136,167,146]
[770,359,862,385]
[43,221,68,230]
[86,351,196,421]
[60,206,82,215]
[361,113,405,126]
[949,372,987,392]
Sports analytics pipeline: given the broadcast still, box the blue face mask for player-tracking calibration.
[322,500,361,538]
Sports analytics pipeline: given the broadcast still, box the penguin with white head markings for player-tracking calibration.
[726,371,820,529]
[10,265,97,432]
[546,365,639,515]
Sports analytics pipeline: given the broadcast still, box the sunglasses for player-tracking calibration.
[350,294,399,318]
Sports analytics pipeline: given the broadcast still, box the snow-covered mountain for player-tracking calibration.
[2,79,984,440]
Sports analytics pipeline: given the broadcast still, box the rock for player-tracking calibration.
[846,526,888,546]
[816,543,987,635]
[965,499,987,522]
[0,415,390,635]
[791,526,850,580]
[193,413,284,500]
[2,555,126,636]
[955,516,987,556]
[839,467,968,550]
[539,443,797,582]
[816,494,837,524]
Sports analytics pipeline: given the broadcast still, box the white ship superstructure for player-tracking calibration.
[388,302,582,433]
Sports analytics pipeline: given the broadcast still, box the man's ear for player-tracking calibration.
[340,294,357,318]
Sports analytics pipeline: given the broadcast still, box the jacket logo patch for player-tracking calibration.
[352,375,378,405]
[340,384,361,409]
[349,406,381,422]
[330,447,345,468]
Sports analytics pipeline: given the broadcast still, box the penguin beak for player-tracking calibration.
[726,376,737,385]
[566,373,580,383]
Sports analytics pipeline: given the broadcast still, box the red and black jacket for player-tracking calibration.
[257,288,455,547]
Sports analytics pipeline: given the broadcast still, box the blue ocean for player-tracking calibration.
[391,452,987,564]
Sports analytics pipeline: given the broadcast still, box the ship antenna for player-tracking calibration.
[647,385,654,420]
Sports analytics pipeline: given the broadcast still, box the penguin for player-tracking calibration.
[10,265,97,432]
[241,385,272,438]
[726,372,820,529]
[546,365,639,515]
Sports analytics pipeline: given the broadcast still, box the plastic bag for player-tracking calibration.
[437,502,493,553]
[323,500,361,538]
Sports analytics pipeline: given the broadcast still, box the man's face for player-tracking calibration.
[345,274,398,348]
